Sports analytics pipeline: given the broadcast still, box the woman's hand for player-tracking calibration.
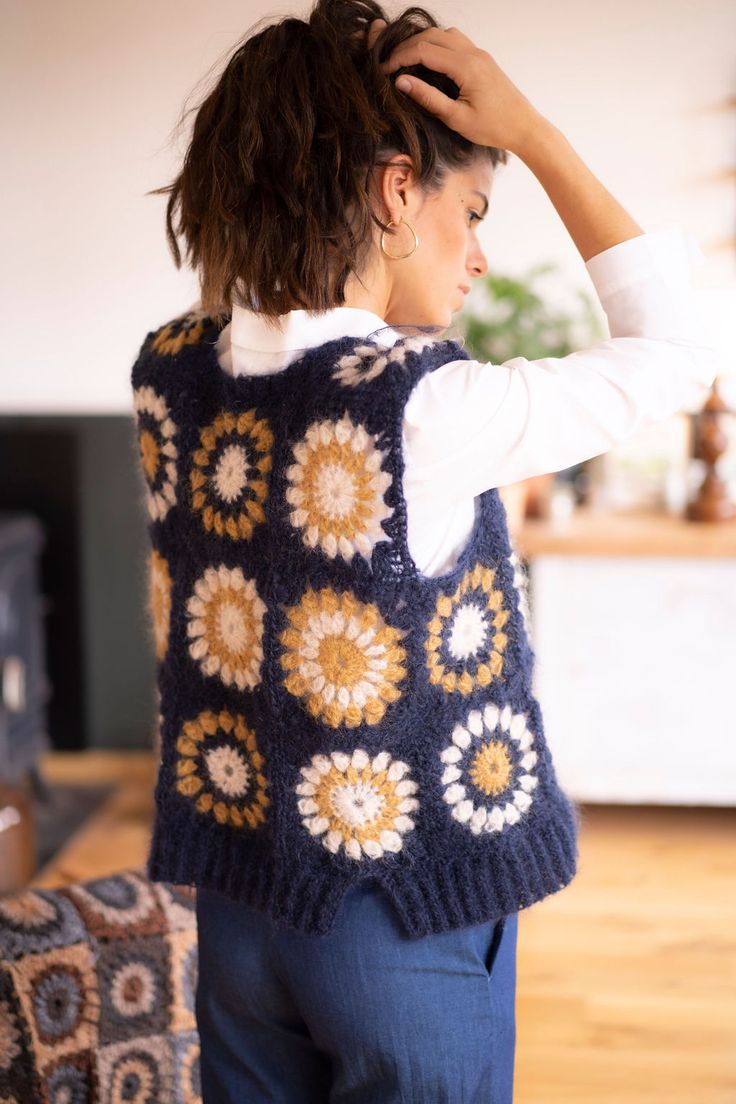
[366,19,645,263]
[370,21,545,156]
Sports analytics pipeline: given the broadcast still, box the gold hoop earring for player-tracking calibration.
[380,217,418,260]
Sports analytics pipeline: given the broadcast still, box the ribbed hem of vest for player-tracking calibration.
[377,802,580,938]
[145,797,580,939]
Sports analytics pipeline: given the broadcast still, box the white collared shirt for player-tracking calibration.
[211,226,717,577]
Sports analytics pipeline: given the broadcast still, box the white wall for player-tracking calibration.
[2,0,734,414]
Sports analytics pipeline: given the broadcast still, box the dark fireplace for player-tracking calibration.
[0,415,156,753]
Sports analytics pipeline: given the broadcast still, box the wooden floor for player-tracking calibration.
[30,751,736,1104]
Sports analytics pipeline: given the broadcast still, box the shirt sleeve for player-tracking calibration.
[401,225,720,503]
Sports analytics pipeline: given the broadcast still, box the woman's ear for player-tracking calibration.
[378,156,417,223]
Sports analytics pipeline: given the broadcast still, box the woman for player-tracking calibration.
[133,2,716,1100]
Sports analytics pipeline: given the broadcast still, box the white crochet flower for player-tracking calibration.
[332,334,438,387]
[186,565,266,690]
[285,412,393,562]
[295,747,419,861]
[426,562,511,695]
[508,546,532,635]
[134,384,178,522]
[440,701,539,835]
[204,744,250,798]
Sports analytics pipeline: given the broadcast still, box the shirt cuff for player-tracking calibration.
[584,224,705,300]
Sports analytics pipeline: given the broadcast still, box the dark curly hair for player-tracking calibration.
[147,0,509,326]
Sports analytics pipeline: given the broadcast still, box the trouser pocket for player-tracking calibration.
[483,915,507,979]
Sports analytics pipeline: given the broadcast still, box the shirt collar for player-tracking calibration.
[231,304,403,353]
[215,303,431,376]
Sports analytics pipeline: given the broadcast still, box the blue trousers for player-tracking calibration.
[195,878,518,1103]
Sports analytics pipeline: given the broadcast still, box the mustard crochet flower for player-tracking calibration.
[425,562,511,694]
[151,307,209,356]
[175,708,270,829]
[279,586,407,728]
[190,408,273,541]
[133,384,178,522]
[440,701,539,835]
[148,548,172,661]
[295,747,418,860]
[186,565,266,691]
[332,334,438,387]
[285,413,393,562]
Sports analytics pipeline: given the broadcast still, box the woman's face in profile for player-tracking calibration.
[377,155,493,329]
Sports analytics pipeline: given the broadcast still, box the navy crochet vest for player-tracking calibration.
[130,306,580,938]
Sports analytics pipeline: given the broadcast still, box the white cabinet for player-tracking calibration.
[528,554,736,805]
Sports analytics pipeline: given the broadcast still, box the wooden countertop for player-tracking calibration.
[512,505,736,558]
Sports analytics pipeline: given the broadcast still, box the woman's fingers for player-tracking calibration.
[380,35,483,141]
[380,35,468,82]
[391,74,469,134]
[377,25,540,153]
[366,17,386,51]
[381,24,474,68]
